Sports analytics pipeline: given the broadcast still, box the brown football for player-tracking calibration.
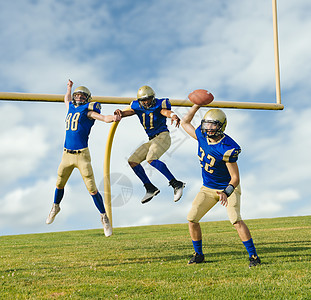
[188,89,214,105]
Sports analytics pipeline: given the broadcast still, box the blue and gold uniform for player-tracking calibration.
[47,81,114,237]
[130,98,170,139]
[129,98,172,163]
[56,101,101,194]
[195,125,241,190]
[120,86,185,204]
[183,107,260,266]
[64,102,101,150]
[188,126,242,225]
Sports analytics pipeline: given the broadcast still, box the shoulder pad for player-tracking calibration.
[88,102,101,113]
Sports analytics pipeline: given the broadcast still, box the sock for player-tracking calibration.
[54,188,64,204]
[132,164,151,184]
[192,240,203,255]
[150,160,174,181]
[242,238,257,257]
[91,192,106,214]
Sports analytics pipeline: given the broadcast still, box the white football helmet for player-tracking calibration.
[201,109,227,138]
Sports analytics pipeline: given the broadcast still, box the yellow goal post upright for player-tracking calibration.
[0,0,282,233]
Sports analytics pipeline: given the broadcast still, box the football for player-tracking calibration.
[188,89,214,105]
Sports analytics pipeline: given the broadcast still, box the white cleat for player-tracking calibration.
[141,188,160,204]
[169,179,186,202]
[141,183,160,204]
[46,203,60,224]
[173,182,186,202]
[101,213,113,237]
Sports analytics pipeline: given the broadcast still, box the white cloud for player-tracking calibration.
[0,178,54,231]
[0,125,47,180]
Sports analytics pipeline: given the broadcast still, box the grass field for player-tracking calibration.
[0,216,310,299]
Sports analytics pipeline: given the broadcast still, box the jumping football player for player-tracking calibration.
[181,105,261,267]
[46,79,121,237]
[114,85,185,204]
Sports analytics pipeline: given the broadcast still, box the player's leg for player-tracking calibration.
[46,152,74,224]
[90,190,105,213]
[128,143,160,204]
[147,132,185,202]
[187,186,218,264]
[78,148,112,236]
[54,188,64,204]
[89,189,112,237]
[227,185,261,267]
[234,220,261,267]
[188,222,203,258]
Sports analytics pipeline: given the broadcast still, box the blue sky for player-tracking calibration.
[0,0,310,236]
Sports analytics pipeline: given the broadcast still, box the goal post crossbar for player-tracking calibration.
[0,92,283,110]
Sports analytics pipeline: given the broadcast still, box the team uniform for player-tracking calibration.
[64,101,101,150]
[117,85,185,204]
[46,82,114,238]
[187,125,242,224]
[183,108,260,267]
[56,101,101,194]
[128,98,172,163]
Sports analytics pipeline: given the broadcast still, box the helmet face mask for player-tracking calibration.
[201,109,227,138]
[137,85,156,109]
[138,95,156,109]
[72,86,91,106]
[201,120,223,138]
[73,92,88,106]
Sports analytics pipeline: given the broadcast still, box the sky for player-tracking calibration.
[0,0,310,236]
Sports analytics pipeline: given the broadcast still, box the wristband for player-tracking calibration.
[223,184,235,197]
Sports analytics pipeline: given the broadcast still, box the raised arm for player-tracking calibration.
[180,104,201,140]
[64,79,73,110]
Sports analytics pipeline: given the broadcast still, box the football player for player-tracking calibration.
[46,79,121,237]
[181,105,261,267]
[114,85,185,204]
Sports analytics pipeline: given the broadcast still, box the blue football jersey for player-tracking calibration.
[64,102,101,150]
[130,98,171,138]
[195,125,241,189]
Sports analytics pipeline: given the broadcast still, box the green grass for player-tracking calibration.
[1,216,310,299]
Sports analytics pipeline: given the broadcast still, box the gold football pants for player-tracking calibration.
[187,185,242,224]
[128,131,171,163]
[56,147,97,194]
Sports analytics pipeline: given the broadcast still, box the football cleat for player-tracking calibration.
[46,203,60,224]
[249,255,261,268]
[169,179,186,202]
[101,213,113,237]
[141,183,160,204]
[188,252,205,265]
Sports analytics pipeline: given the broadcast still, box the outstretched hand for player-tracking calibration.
[113,114,122,122]
[171,115,181,128]
[114,109,123,118]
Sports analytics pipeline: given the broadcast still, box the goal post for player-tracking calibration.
[0,0,282,234]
